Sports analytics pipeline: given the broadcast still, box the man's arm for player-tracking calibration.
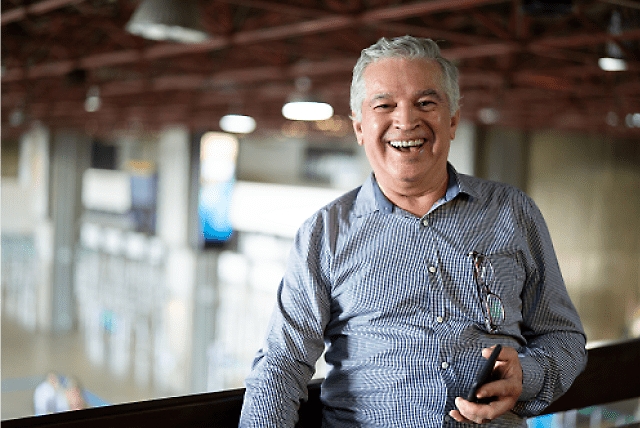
[512,196,587,416]
[451,193,587,424]
[239,215,331,427]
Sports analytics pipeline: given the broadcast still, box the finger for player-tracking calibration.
[476,378,517,400]
[482,345,502,360]
[484,344,518,363]
[448,409,471,423]
[455,397,498,424]
[449,409,490,425]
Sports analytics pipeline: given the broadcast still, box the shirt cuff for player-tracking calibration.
[518,353,544,401]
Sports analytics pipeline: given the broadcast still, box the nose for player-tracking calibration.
[393,103,420,131]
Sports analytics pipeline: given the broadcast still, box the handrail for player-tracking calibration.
[5,338,640,428]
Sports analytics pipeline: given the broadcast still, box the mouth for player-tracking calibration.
[387,138,426,150]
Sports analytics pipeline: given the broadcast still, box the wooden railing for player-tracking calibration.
[5,338,640,428]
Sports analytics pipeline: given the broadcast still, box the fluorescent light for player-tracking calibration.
[605,111,618,127]
[219,114,256,134]
[282,101,334,121]
[598,57,627,72]
[127,23,208,43]
[85,86,101,112]
[626,113,640,128]
[125,0,209,44]
[9,108,24,126]
[478,107,500,125]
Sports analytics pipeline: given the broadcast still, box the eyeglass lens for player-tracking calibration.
[472,252,505,331]
[474,254,494,286]
[486,293,505,326]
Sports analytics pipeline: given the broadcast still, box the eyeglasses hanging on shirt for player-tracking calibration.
[470,251,505,333]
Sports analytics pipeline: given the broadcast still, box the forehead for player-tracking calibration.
[363,57,445,96]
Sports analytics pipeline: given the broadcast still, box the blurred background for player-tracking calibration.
[1,0,639,424]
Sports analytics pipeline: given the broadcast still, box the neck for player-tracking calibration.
[377,171,449,217]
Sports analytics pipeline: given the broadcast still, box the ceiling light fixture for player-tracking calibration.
[599,10,627,72]
[282,77,334,122]
[85,86,101,113]
[598,57,627,72]
[478,107,500,125]
[219,114,257,134]
[9,107,24,127]
[282,99,334,121]
[625,113,640,128]
[125,0,209,43]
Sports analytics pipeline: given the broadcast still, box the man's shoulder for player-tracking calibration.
[313,186,363,219]
[457,172,530,201]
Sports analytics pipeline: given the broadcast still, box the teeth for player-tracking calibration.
[389,139,424,148]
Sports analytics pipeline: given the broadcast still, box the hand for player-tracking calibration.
[449,346,523,424]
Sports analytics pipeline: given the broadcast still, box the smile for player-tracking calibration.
[388,139,425,148]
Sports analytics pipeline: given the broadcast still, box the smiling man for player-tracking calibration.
[239,36,586,428]
[352,55,458,218]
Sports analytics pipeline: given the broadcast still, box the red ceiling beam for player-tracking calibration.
[2,0,510,81]
[359,0,507,22]
[376,21,499,46]
[445,42,520,59]
[532,28,640,49]
[1,0,84,25]
[216,0,332,18]
[231,15,353,45]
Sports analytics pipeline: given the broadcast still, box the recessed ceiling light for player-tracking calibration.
[598,57,627,72]
[282,101,334,121]
[219,114,257,134]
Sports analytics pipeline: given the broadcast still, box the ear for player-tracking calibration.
[352,114,364,146]
[449,109,461,141]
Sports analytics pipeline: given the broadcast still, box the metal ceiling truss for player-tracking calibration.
[2,0,639,139]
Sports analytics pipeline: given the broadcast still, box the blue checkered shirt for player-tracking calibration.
[239,164,587,427]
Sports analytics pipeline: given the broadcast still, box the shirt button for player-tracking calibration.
[428,266,437,273]
[436,316,444,323]
[422,218,429,227]
[441,361,449,369]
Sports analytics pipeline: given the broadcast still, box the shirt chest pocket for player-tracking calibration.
[484,251,526,326]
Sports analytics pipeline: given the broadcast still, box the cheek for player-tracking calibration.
[365,118,386,138]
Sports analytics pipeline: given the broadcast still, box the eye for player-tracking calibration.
[417,100,435,108]
[373,103,394,111]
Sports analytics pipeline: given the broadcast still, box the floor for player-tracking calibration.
[1,315,162,421]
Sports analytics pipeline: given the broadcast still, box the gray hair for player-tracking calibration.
[350,35,460,121]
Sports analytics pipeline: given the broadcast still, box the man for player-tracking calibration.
[239,35,586,427]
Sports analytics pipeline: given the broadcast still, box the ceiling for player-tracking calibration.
[2,0,640,141]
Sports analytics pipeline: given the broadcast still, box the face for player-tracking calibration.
[352,57,460,196]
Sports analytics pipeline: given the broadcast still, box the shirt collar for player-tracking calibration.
[354,163,477,217]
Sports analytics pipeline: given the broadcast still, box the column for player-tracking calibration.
[155,125,197,393]
[476,126,530,190]
[19,124,54,331]
[50,130,90,332]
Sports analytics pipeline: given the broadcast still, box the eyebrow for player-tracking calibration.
[417,89,443,100]
[369,93,391,103]
[369,89,444,103]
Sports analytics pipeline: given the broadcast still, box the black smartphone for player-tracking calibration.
[465,344,502,403]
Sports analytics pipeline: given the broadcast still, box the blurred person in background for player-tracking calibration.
[34,372,86,415]
[239,35,587,427]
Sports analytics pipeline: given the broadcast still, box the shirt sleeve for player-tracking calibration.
[513,195,587,417]
[239,214,331,427]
